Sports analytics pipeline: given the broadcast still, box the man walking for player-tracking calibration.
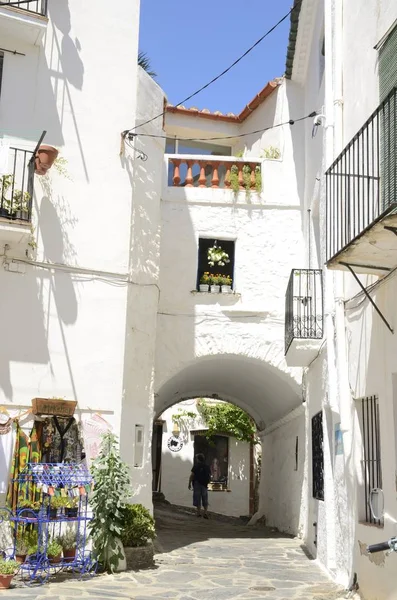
[188,453,211,518]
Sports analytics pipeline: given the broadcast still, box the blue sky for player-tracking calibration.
[139,0,294,115]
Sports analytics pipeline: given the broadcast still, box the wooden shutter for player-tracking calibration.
[378,24,397,210]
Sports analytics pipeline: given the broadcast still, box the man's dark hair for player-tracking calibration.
[195,453,205,463]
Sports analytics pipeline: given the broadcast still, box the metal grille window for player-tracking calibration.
[285,269,323,354]
[312,411,324,500]
[358,395,383,525]
[1,0,48,16]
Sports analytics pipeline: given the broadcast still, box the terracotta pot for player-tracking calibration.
[63,548,76,561]
[49,554,62,565]
[15,554,26,564]
[0,574,14,589]
[35,145,58,175]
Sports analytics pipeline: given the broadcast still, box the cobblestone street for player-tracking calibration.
[7,505,350,600]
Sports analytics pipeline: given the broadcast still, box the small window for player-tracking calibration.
[194,434,229,489]
[357,395,383,525]
[197,238,235,290]
[312,411,324,500]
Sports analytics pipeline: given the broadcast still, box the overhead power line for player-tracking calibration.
[129,112,317,144]
[122,0,303,138]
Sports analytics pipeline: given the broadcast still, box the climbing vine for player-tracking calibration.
[196,400,257,443]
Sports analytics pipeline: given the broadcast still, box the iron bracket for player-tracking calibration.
[340,262,393,333]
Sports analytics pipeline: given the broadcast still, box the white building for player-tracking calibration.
[1,2,396,598]
[154,399,256,518]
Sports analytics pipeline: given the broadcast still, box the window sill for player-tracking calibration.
[191,290,241,297]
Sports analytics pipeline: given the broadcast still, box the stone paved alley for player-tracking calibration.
[7,505,352,600]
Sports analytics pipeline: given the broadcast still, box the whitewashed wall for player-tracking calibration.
[0,0,140,490]
[159,401,251,518]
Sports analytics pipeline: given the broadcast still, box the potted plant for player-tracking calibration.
[207,242,230,267]
[199,272,211,292]
[210,274,221,294]
[0,559,19,589]
[120,504,156,569]
[19,499,41,519]
[65,497,78,519]
[220,274,233,293]
[35,145,59,175]
[59,527,77,561]
[12,190,31,220]
[47,539,62,564]
[44,496,65,519]
[0,174,13,218]
[15,528,38,564]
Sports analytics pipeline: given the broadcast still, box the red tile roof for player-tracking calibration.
[166,79,281,124]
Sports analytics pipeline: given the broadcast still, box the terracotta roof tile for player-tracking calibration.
[166,79,282,124]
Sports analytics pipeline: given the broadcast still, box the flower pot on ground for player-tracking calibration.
[120,504,156,570]
[35,145,58,175]
[47,540,62,564]
[0,560,19,589]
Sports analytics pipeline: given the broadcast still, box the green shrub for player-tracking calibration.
[121,504,156,548]
[0,559,19,575]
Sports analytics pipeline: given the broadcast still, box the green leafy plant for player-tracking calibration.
[261,146,281,159]
[0,559,19,575]
[0,174,13,197]
[207,242,230,267]
[19,500,40,511]
[199,272,212,285]
[219,275,232,286]
[138,51,157,78]
[47,539,62,558]
[227,164,261,195]
[15,528,38,555]
[65,497,78,509]
[120,504,156,548]
[59,527,77,551]
[197,400,257,443]
[172,410,196,425]
[12,190,31,212]
[89,432,131,572]
[53,156,71,180]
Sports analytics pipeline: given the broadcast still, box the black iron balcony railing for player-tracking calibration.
[326,86,397,262]
[0,147,34,223]
[1,0,47,16]
[285,269,323,355]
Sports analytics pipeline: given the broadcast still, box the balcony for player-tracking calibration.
[326,87,397,275]
[284,269,323,367]
[0,0,48,45]
[164,155,262,204]
[0,145,34,244]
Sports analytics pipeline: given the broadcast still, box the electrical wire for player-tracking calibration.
[131,112,317,144]
[122,0,303,137]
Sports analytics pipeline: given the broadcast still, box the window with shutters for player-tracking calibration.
[378,23,397,210]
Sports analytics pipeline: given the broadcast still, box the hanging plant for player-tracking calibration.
[207,241,230,267]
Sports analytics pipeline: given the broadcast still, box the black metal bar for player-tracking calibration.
[342,263,394,333]
[29,129,46,166]
[326,87,397,262]
[285,269,324,354]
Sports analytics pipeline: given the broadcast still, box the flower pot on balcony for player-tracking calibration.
[0,207,10,218]
[15,210,29,221]
[199,284,209,292]
[221,285,232,294]
[35,145,58,175]
[210,285,220,294]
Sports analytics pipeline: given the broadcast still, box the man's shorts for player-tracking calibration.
[193,482,208,508]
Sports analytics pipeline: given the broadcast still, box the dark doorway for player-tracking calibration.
[152,421,163,492]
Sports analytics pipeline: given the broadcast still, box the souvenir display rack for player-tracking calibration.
[1,462,97,585]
